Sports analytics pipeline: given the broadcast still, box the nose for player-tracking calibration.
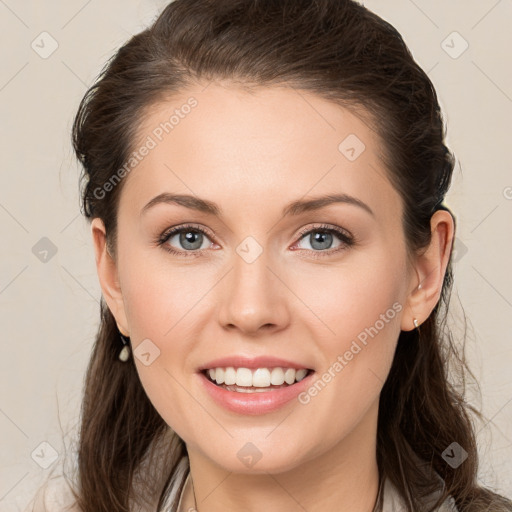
[217,245,290,336]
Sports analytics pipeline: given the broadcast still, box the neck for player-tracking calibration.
[180,401,381,512]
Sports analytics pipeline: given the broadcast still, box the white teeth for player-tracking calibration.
[223,367,236,385]
[284,368,296,385]
[215,367,225,385]
[252,368,271,387]
[295,369,308,381]
[206,366,310,387]
[235,368,253,387]
[270,367,285,385]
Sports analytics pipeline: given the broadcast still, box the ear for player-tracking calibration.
[401,209,455,331]
[90,217,130,336]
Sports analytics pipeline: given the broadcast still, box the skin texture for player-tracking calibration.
[91,82,454,512]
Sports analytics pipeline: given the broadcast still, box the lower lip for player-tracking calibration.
[198,370,315,415]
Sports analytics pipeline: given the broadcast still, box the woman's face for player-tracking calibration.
[94,82,420,473]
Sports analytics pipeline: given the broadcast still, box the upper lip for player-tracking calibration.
[197,355,314,372]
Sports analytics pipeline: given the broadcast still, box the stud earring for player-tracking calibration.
[119,333,131,362]
[413,318,420,329]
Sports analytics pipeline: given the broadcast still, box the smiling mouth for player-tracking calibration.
[201,367,314,393]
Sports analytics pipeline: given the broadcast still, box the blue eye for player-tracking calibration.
[157,224,213,257]
[293,224,355,258]
[156,223,355,259]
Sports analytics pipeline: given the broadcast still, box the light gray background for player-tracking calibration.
[1,1,511,510]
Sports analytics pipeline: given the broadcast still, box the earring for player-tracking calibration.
[418,283,422,290]
[119,333,131,362]
[413,318,420,329]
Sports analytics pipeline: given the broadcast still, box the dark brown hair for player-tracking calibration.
[66,0,512,510]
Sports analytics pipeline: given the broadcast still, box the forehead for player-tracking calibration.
[120,82,400,222]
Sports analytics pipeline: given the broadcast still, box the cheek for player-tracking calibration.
[122,263,201,433]
[294,250,405,345]
[120,251,205,341]
[292,253,405,421]
[133,362,200,447]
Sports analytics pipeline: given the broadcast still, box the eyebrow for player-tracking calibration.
[140,192,374,218]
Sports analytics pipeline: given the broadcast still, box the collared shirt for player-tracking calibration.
[169,457,458,512]
[25,456,458,512]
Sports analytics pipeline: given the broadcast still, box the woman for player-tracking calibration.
[26,0,512,510]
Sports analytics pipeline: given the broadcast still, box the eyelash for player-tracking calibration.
[156,223,355,259]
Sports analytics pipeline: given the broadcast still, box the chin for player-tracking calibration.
[203,442,310,475]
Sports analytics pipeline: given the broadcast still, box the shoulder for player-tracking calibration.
[23,475,80,512]
[382,477,459,512]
